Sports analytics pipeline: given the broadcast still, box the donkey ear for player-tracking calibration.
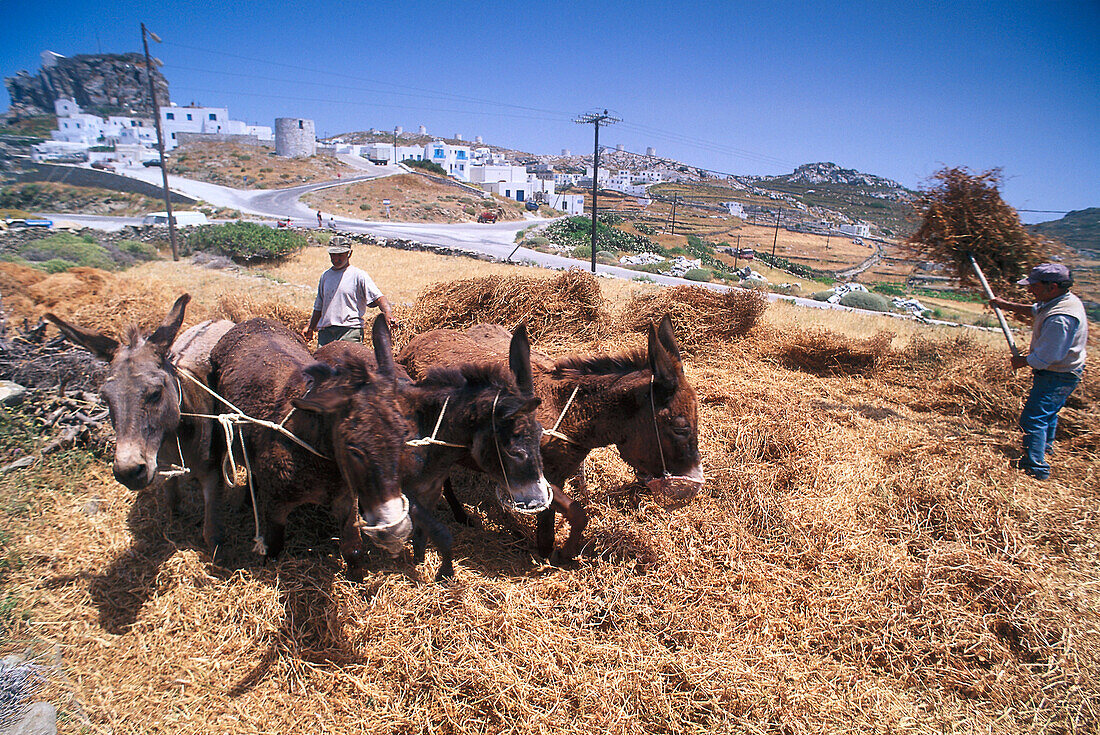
[303,362,337,385]
[509,321,534,393]
[294,362,350,414]
[656,314,681,361]
[45,313,119,362]
[292,391,352,415]
[371,315,396,379]
[647,320,679,393]
[148,294,190,353]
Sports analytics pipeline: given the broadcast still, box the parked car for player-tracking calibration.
[3,218,52,230]
[476,211,498,223]
[143,159,162,167]
[90,161,113,171]
[141,211,208,227]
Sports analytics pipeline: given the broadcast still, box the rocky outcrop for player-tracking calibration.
[4,52,169,119]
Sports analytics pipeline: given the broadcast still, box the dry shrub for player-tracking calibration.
[907,167,1042,288]
[780,327,894,376]
[213,293,312,333]
[619,286,767,353]
[403,269,609,341]
[26,267,112,308]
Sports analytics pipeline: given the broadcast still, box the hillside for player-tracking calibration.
[1028,208,1100,257]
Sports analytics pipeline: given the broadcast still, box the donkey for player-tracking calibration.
[209,316,421,580]
[317,322,553,576]
[400,314,703,561]
[46,296,235,553]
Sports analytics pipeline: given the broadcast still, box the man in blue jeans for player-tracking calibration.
[990,263,1088,480]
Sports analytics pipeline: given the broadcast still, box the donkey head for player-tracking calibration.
[46,295,190,490]
[617,314,704,493]
[294,317,413,555]
[462,323,552,514]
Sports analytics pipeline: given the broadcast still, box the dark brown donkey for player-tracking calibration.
[46,296,235,552]
[400,314,703,561]
[318,322,553,576]
[209,316,424,580]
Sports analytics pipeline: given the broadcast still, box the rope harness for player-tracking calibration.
[170,368,336,556]
[649,374,669,478]
[404,395,468,449]
[542,384,582,446]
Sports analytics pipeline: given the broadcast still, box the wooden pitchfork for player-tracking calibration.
[967,253,1021,357]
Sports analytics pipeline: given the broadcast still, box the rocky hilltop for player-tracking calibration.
[765,162,905,190]
[3,51,169,119]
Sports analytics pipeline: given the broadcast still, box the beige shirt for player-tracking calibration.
[313,265,383,329]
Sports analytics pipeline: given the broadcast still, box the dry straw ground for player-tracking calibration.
[1,258,1098,734]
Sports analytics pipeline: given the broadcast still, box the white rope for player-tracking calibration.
[490,391,514,503]
[405,395,468,448]
[157,374,189,479]
[543,384,582,446]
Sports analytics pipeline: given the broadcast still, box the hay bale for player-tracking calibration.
[907,167,1042,289]
[780,328,894,376]
[213,294,311,333]
[403,269,610,341]
[619,286,767,353]
[25,267,111,308]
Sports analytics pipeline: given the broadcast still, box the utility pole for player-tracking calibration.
[574,109,620,273]
[393,127,398,165]
[734,234,741,270]
[141,23,178,261]
[670,194,678,236]
[771,208,781,259]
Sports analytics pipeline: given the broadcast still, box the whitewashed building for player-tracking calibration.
[159,104,273,149]
[424,140,472,180]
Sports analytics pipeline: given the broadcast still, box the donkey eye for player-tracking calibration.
[146,388,163,404]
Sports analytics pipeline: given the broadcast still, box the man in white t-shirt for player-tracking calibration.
[302,236,394,346]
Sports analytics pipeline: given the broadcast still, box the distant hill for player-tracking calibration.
[1028,208,1100,257]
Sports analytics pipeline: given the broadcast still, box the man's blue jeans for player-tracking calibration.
[1018,369,1080,479]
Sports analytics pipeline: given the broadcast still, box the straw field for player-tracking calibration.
[1,256,1098,734]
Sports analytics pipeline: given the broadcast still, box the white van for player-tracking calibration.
[142,211,209,227]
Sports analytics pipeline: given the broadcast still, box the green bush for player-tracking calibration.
[359,203,372,211]
[627,262,670,274]
[632,275,655,283]
[544,216,659,255]
[872,282,907,297]
[742,277,769,291]
[811,290,835,302]
[571,245,592,259]
[839,290,893,312]
[595,250,617,260]
[17,233,115,270]
[403,158,447,176]
[119,240,158,260]
[527,236,550,249]
[41,258,79,273]
[683,268,712,282]
[186,221,307,262]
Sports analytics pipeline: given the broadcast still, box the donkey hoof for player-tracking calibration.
[434,565,455,583]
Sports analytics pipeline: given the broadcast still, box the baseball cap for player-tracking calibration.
[1017,263,1071,287]
[327,236,352,254]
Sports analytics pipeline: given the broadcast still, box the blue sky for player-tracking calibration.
[2,1,1097,223]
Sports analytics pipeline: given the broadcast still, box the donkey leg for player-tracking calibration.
[536,507,557,559]
[332,493,367,582]
[552,488,588,564]
[441,478,473,526]
[263,505,290,565]
[409,495,454,582]
[199,470,225,560]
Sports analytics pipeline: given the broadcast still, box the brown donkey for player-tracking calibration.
[401,314,703,561]
[318,322,552,576]
[209,316,419,580]
[46,296,235,553]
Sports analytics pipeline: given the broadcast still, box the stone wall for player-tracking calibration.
[176,132,265,148]
[14,163,195,204]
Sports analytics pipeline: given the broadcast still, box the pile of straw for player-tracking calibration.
[618,285,768,353]
[401,270,610,342]
[213,294,312,333]
[779,327,894,376]
[907,167,1042,288]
